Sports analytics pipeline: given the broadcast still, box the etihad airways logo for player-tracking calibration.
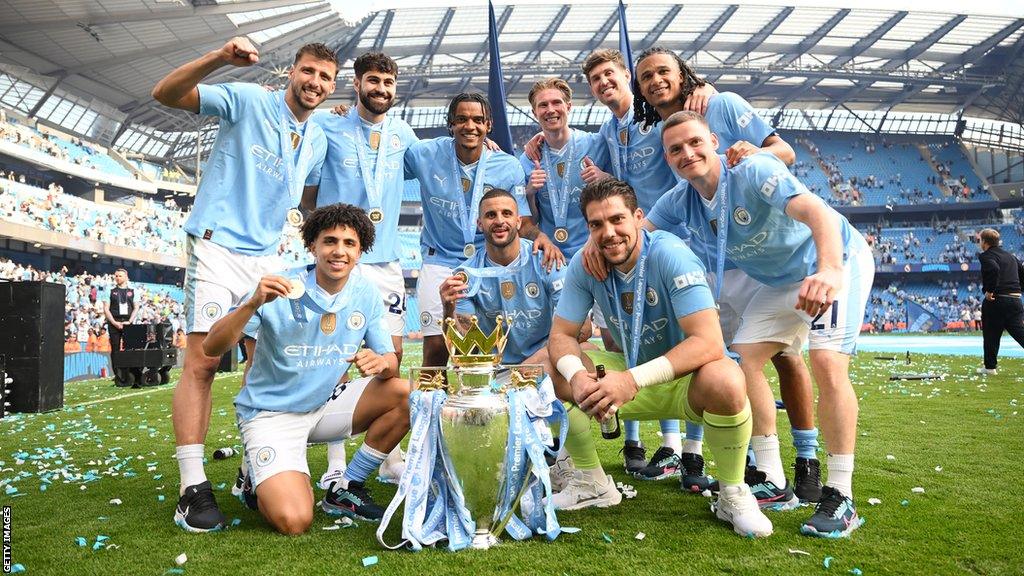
[284,343,359,357]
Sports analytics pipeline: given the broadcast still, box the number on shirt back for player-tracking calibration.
[811,300,839,331]
[387,292,406,315]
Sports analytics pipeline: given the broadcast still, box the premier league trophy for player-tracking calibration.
[377,314,563,551]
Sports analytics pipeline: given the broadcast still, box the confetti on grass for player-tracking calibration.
[362,555,379,567]
[788,549,811,556]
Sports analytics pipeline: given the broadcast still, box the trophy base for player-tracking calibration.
[471,531,499,550]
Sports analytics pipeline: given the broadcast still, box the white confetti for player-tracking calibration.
[174,553,188,566]
[886,454,896,461]
[108,498,122,505]
[867,498,882,505]
[788,549,811,556]
[911,486,925,494]
[322,525,340,531]
[934,466,943,472]
[635,532,646,540]
[335,517,354,526]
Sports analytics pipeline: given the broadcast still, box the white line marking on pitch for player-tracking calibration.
[68,372,243,408]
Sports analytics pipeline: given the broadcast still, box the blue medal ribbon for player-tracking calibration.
[698,163,729,301]
[288,265,351,323]
[541,133,576,233]
[603,230,650,368]
[277,92,311,206]
[450,144,491,250]
[609,108,631,180]
[349,110,390,215]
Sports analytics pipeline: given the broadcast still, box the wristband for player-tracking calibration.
[556,355,586,382]
[627,356,674,389]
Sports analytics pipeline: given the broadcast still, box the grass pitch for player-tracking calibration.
[2,344,1022,575]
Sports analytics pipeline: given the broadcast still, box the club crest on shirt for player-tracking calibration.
[501,280,516,299]
[320,312,337,335]
[420,311,433,327]
[638,123,652,135]
[733,207,752,226]
[201,302,222,321]
[526,282,540,298]
[256,447,276,467]
[646,287,658,306]
[391,134,402,150]
[621,291,635,315]
[347,311,365,330]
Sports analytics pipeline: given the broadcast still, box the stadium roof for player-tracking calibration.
[0,0,1022,159]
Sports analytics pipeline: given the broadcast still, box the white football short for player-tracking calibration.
[416,262,452,337]
[717,268,803,356]
[239,376,372,488]
[355,260,406,337]
[732,245,874,355]
[183,235,282,334]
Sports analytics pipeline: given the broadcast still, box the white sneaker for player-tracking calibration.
[318,467,345,491]
[377,447,406,484]
[549,453,577,493]
[976,367,998,375]
[713,484,774,538]
[546,471,622,511]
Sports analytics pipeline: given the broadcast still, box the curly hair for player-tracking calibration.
[301,203,375,253]
[631,46,706,130]
[579,178,638,217]
[446,92,492,129]
[353,51,398,79]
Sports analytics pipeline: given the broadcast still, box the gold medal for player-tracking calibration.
[287,208,303,228]
[368,208,384,224]
[454,270,469,284]
[320,312,337,335]
[463,244,476,258]
[554,227,569,243]
[290,131,302,150]
[369,131,381,150]
[501,280,516,299]
[286,278,305,300]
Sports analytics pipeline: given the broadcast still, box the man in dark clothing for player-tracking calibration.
[977,228,1024,374]
[103,268,138,384]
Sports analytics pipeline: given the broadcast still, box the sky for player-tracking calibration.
[330,0,1024,21]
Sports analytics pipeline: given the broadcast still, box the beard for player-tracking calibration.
[486,227,518,250]
[290,82,324,111]
[359,89,394,115]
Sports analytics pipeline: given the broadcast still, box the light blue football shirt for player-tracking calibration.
[307,110,418,264]
[598,105,675,212]
[454,238,566,364]
[235,264,393,421]
[648,91,777,274]
[652,152,866,287]
[555,230,715,364]
[518,128,611,258]
[404,137,530,267]
[186,84,327,256]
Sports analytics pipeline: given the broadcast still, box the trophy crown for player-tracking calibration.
[444,315,511,367]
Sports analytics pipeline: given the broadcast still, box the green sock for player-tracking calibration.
[562,403,601,470]
[702,403,752,486]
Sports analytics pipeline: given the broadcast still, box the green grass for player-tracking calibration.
[3,344,1022,575]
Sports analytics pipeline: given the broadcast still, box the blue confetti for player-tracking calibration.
[601,533,613,543]
[849,569,863,576]
[824,556,834,569]
[10,563,25,573]
[157,495,165,502]
[231,518,242,526]
[362,555,378,567]
[165,569,185,575]
[5,485,17,495]
[76,537,87,547]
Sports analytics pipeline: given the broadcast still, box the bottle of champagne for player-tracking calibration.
[595,364,621,439]
[213,447,235,460]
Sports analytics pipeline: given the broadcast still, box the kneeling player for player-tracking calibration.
[203,204,409,535]
[547,179,772,537]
